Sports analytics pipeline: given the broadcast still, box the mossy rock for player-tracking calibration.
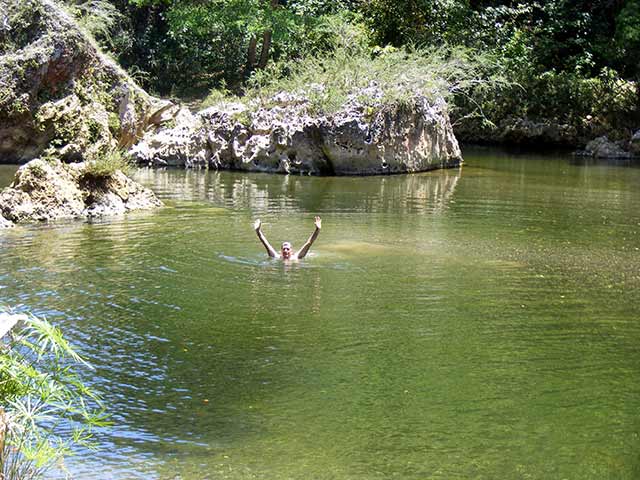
[0,0,173,164]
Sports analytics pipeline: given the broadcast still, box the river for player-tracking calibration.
[1,148,639,479]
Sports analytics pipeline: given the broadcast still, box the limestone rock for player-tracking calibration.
[0,159,163,224]
[82,170,163,217]
[0,0,175,163]
[0,213,13,228]
[583,136,632,159]
[131,87,462,175]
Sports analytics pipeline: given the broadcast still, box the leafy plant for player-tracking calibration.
[82,149,134,180]
[67,0,124,48]
[0,311,108,480]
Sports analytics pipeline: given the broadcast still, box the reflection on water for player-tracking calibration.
[133,167,461,215]
[1,152,640,479]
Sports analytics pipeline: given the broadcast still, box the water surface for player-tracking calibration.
[1,150,639,479]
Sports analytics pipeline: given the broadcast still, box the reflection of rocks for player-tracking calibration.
[132,89,462,175]
[0,159,163,224]
[134,166,462,215]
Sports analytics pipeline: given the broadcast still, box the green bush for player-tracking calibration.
[0,311,107,480]
[244,16,505,116]
[453,62,638,140]
[82,149,134,180]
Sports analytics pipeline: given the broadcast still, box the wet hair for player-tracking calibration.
[281,242,292,249]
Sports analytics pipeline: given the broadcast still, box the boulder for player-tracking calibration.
[0,158,163,224]
[583,136,632,159]
[0,0,175,163]
[629,130,640,155]
[131,85,463,175]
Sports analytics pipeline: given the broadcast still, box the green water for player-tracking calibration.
[1,149,639,479]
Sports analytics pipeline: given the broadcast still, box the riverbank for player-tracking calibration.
[1,0,637,171]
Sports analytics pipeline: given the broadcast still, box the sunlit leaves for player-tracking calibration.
[0,312,106,480]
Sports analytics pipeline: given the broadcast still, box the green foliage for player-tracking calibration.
[97,0,368,95]
[82,149,134,179]
[245,15,506,117]
[44,0,639,140]
[0,311,107,480]
[614,0,640,78]
[360,0,471,47]
[65,0,125,48]
[107,112,121,135]
[202,82,246,109]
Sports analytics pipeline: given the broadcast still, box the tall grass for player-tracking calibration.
[239,17,507,115]
[66,0,124,48]
[82,149,134,180]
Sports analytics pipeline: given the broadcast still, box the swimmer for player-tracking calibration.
[254,216,321,260]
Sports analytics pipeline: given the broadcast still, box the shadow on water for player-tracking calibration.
[569,156,640,169]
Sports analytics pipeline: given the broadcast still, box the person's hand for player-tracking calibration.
[314,216,322,230]
[254,219,261,231]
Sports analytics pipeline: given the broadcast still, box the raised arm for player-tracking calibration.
[295,216,321,259]
[254,219,279,258]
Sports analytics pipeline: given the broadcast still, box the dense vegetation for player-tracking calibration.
[68,0,639,143]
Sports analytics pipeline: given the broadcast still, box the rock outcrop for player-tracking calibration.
[131,88,463,175]
[0,159,162,224]
[0,0,174,163]
[580,136,633,159]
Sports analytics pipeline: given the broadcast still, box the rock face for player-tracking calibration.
[0,0,174,163]
[500,118,580,146]
[131,89,462,175]
[0,159,163,224]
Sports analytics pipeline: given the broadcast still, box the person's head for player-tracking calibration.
[281,242,293,259]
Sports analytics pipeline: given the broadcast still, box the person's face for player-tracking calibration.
[281,243,292,259]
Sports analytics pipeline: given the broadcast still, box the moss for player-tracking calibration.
[162,118,177,129]
[231,110,252,127]
[87,120,102,143]
[0,0,45,53]
[1,0,154,162]
[108,112,121,135]
[27,162,47,179]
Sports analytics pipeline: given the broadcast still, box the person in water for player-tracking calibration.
[254,216,321,260]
